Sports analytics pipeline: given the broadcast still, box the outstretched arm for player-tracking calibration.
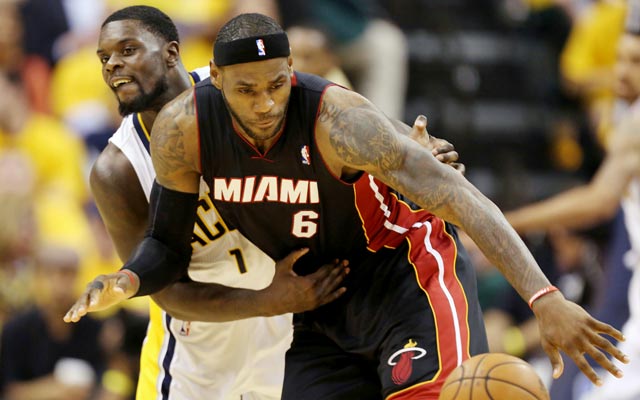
[154,250,348,322]
[315,86,628,385]
[121,88,202,296]
[64,90,201,322]
[317,87,548,302]
[506,125,640,233]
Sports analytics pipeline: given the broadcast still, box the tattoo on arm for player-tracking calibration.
[324,103,403,172]
[152,107,186,173]
[185,93,195,116]
[150,95,195,189]
[321,99,549,300]
[317,101,343,124]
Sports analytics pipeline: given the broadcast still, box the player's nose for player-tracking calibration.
[253,91,274,113]
[104,54,124,73]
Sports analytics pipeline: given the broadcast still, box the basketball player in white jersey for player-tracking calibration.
[505,9,640,398]
[83,6,464,399]
[92,6,353,400]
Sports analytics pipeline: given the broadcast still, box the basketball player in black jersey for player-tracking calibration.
[66,12,629,399]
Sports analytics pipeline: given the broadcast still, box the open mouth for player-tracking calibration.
[111,77,134,89]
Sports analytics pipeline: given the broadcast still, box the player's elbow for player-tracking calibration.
[151,288,190,320]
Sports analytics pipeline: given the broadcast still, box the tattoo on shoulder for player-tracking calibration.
[185,93,195,116]
[318,102,343,124]
[151,97,191,184]
[326,103,403,172]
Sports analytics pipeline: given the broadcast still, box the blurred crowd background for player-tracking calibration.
[0,0,632,399]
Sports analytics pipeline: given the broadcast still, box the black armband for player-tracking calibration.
[122,181,199,297]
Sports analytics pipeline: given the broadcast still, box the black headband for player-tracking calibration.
[214,33,290,66]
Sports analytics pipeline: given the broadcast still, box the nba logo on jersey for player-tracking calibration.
[256,39,266,56]
[179,321,191,336]
[301,145,311,165]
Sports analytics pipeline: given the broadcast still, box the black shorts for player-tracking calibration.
[282,220,488,400]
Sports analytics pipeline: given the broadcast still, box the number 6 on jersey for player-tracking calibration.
[292,210,318,238]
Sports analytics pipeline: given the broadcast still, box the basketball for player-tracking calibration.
[439,353,550,400]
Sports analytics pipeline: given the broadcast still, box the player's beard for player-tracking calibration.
[221,90,287,143]
[117,76,169,116]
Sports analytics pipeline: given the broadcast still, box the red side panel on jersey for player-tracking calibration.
[387,218,471,399]
[353,174,433,251]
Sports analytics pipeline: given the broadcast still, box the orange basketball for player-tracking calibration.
[439,353,550,400]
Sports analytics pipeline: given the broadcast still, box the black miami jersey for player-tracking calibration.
[194,71,488,399]
[195,72,433,272]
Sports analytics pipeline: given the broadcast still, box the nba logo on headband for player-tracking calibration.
[256,39,266,56]
[214,33,289,66]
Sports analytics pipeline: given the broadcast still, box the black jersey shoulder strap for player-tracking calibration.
[292,71,335,93]
[193,79,224,187]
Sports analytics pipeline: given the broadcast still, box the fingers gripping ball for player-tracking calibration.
[439,353,549,400]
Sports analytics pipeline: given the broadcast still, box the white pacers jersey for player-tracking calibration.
[581,107,640,400]
[622,180,640,321]
[621,103,640,328]
[108,69,292,400]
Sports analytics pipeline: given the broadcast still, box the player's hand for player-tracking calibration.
[264,248,349,315]
[63,270,139,323]
[409,115,465,174]
[532,291,629,386]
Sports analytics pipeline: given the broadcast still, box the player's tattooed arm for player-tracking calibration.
[150,88,200,193]
[317,86,549,301]
[318,95,631,386]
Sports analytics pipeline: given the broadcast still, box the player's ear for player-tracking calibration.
[166,41,180,67]
[210,61,222,89]
[287,55,293,76]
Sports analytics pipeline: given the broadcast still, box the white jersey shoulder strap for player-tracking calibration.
[109,113,155,200]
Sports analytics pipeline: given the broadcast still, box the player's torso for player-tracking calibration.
[108,69,291,399]
[196,73,369,271]
[196,73,437,275]
[108,74,276,289]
